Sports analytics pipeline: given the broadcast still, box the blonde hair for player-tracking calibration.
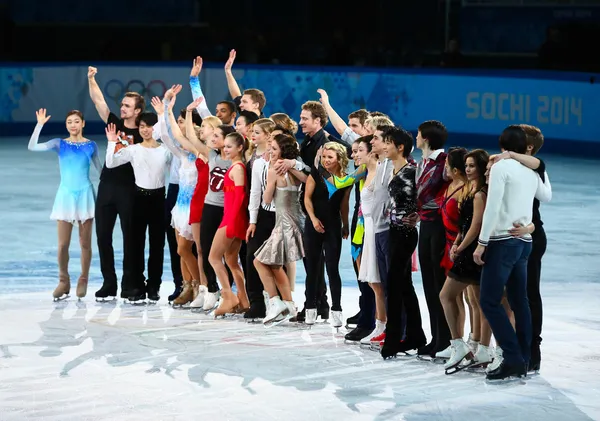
[270,113,298,134]
[253,118,276,136]
[323,142,349,176]
[202,116,222,130]
[365,116,393,132]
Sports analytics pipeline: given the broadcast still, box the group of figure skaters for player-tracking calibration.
[28,51,552,382]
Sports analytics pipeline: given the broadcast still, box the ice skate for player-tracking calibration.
[467,333,479,354]
[284,300,297,321]
[76,276,88,299]
[190,285,207,312]
[213,290,239,318]
[52,277,70,302]
[146,285,160,305]
[172,281,193,308]
[486,346,504,374]
[330,311,343,331]
[168,285,182,304]
[128,289,147,305]
[361,320,385,347]
[463,344,493,372]
[444,339,473,374]
[95,283,117,302]
[263,297,288,327]
[305,309,317,327]
[486,361,527,383]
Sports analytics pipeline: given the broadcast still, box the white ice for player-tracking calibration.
[1,139,600,420]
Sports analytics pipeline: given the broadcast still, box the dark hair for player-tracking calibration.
[272,125,294,137]
[66,110,84,121]
[381,126,413,158]
[138,112,158,127]
[357,135,373,153]
[225,132,249,158]
[418,120,447,150]
[447,147,468,174]
[499,125,527,154]
[520,124,544,155]
[238,110,259,126]
[273,134,300,160]
[270,113,298,134]
[465,149,490,190]
[348,109,370,125]
[179,108,203,127]
[301,101,328,127]
[123,92,145,112]
[217,124,236,138]
[217,100,237,114]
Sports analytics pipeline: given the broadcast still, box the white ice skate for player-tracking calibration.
[467,333,479,354]
[430,345,452,364]
[360,320,386,346]
[444,339,473,374]
[190,285,207,311]
[263,297,288,327]
[486,346,504,373]
[284,301,297,320]
[203,291,220,312]
[305,309,318,326]
[330,311,343,330]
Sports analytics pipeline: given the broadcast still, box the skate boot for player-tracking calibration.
[214,290,239,317]
[52,276,71,301]
[95,283,117,302]
[76,276,88,299]
[263,296,288,327]
[146,285,160,304]
[444,339,473,373]
[471,344,493,368]
[330,311,343,329]
[190,285,208,311]
[305,309,318,326]
[191,280,200,302]
[172,281,193,308]
[345,311,361,328]
[345,327,374,342]
[203,290,220,312]
[128,289,147,305]
[486,346,504,373]
[168,285,182,303]
[433,345,452,364]
[284,300,297,320]
[467,333,479,354]
[360,320,386,346]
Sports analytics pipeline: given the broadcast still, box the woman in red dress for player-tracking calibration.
[439,147,468,341]
[209,132,250,316]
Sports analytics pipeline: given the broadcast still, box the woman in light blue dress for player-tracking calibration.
[28,108,102,301]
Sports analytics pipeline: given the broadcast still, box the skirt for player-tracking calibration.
[358,216,381,284]
[50,183,96,224]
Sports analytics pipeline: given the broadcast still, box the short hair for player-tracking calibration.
[243,88,266,111]
[66,110,84,121]
[217,100,237,114]
[270,113,298,134]
[301,101,328,127]
[381,126,413,158]
[202,115,222,130]
[273,134,300,160]
[123,92,145,112]
[238,110,259,126]
[138,112,158,127]
[348,109,370,125]
[217,124,236,137]
[179,108,203,127]
[369,111,390,119]
[418,120,447,150]
[499,125,527,154]
[272,125,294,137]
[520,124,544,155]
[367,116,393,131]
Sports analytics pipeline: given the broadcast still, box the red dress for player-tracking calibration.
[440,185,462,274]
[189,158,209,224]
[219,162,249,240]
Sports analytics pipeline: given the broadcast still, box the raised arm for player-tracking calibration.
[160,86,198,158]
[491,150,541,171]
[317,89,352,139]
[189,56,213,118]
[87,67,110,123]
[28,109,60,152]
[105,123,134,168]
[224,49,242,99]
[184,99,210,157]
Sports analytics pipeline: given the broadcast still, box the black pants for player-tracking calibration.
[528,226,547,358]
[200,203,232,293]
[131,186,165,291]
[418,218,451,351]
[246,208,276,310]
[304,216,343,311]
[95,180,135,291]
[165,183,182,287]
[386,227,425,343]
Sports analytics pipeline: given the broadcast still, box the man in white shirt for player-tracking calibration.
[474,125,552,381]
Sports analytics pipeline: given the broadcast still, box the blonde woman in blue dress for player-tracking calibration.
[28,108,102,301]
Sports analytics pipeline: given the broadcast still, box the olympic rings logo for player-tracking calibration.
[103,79,168,104]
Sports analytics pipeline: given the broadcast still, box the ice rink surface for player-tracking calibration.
[1,138,599,420]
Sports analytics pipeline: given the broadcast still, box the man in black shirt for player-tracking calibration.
[88,66,145,301]
[224,49,266,118]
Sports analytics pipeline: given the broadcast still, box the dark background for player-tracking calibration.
[1,0,600,72]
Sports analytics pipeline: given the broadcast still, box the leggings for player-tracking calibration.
[304,216,343,311]
[165,183,182,287]
[246,208,276,309]
[200,203,233,293]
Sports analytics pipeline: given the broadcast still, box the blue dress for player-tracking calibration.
[29,124,102,224]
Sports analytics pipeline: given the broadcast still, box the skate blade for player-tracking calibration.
[53,294,70,302]
[147,300,159,305]
[485,375,527,384]
[96,296,117,303]
[416,355,447,364]
[264,316,290,328]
